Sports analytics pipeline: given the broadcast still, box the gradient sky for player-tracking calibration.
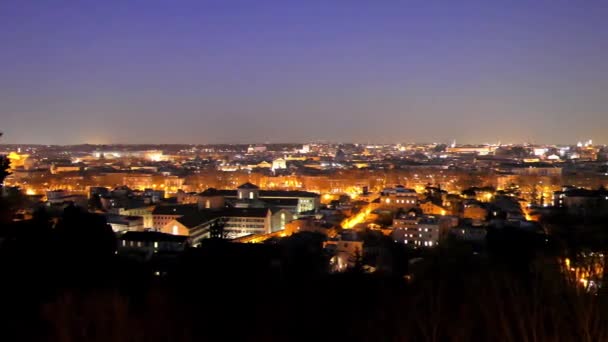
[1,1,608,145]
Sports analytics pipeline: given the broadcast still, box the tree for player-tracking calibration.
[348,247,364,274]
[0,132,9,185]
[432,144,447,153]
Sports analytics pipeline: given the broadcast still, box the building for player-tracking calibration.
[115,205,155,229]
[152,204,199,231]
[197,188,228,209]
[162,208,273,245]
[449,224,487,243]
[247,145,267,153]
[45,190,88,208]
[222,208,271,238]
[106,214,144,232]
[419,200,448,216]
[553,187,608,216]
[50,163,83,174]
[89,186,110,199]
[446,146,494,155]
[177,190,199,204]
[391,213,456,247]
[463,202,489,222]
[325,230,364,272]
[123,174,153,190]
[510,163,562,177]
[237,182,260,200]
[271,158,287,170]
[117,231,188,262]
[197,183,320,214]
[380,185,419,210]
[270,208,294,232]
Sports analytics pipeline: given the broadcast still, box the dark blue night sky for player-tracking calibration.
[2,1,608,144]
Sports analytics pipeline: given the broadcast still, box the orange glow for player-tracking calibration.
[342,205,372,229]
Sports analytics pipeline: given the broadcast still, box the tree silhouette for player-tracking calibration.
[348,247,364,274]
[0,132,10,185]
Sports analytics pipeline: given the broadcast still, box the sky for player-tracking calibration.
[1,0,608,145]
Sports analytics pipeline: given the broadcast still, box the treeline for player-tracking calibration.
[0,206,606,341]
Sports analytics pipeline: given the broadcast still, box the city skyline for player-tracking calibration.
[2,1,608,144]
[0,139,601,147]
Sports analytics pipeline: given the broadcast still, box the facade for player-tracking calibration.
[197,183,320,214]
[51,164,83,174]
[420,200,448,216]
[325,231,364,272]
[553,187,608,216]
[117,231,188,262]
[163,208,273,245]
[152,204,198,231]
[223,208,271,237]
[391,214,454,247]
[270,208,294,232]
[380,186,419,210]
[463,202,488,222]
[197,188,228,209]
[510,164,562,177]
[106,215,144,232]
[120,206,154,229]
[272,158,287,170]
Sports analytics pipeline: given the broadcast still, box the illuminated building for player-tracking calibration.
[420,200,448,216]
[197,183,319,214]
[50,163,83,174]
[143,150,166,162]
[509,163,562,177]
[6,152,29,170]
[152,204,199,231]
[271,158,287,171]
[247,145,267,153]
[446,145,494,155]
[392,214,455,247]
[325,230,364,272]
[106,215,144,232]
[163,208,272,244]
[123,174,154,190]
[380,185,419,210]
[463,202,489,222]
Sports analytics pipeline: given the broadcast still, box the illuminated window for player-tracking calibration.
[172,225,178,235]
[249,192,254,199]
[205,200,211,209]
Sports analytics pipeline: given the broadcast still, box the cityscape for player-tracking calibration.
[2,1,608,341]
[1,139,608,340]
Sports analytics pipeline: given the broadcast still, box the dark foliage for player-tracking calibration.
[0,203,607,341]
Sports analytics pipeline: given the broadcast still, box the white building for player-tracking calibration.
[272,158,287,170]
[391,214,454,247]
